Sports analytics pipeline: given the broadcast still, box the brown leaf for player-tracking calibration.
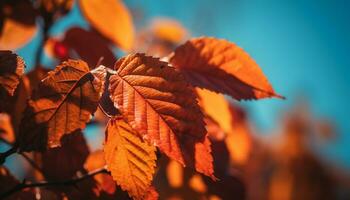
[79,0,134,51]
[0,50,25,96]
[109,54,207,169]
[0,19,37,50]
[41,131,90,181]
[169,37,283,100]
[104,118,157,200]
[63,27,117,67]
[26,66,50,93]
[18,60,106,151]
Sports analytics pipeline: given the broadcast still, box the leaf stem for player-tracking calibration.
[0,166,109,199]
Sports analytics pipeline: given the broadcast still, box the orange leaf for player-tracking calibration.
[0,19,37,50]
[84,150,117,195]
[151,18,187,44]
[0,51,25,96]
[18,60,106,151]
[104,118,156,200]
[196,88,232,134]
[80,0,134,51]
[181,134,216,179]
[169,37,283,100]
[0,113,15,143]
[225,104,253,165]
[144,186,159,200]
[109,53,207,167]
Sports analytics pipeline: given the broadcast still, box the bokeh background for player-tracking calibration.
[1,0,350,199]
[17,0,350,169]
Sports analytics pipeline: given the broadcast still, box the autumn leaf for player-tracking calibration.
[0,113,15,143]
[151,18,187,44]
[225,104,253,165]
[169,37,283,100]
[197,88,233,134]
[84,150,117,196]
[40,131,90,181]
[26,66,50,93]
[18,60,106,151]
[144,187,159,200]
[0,19,37,50]
[63,27,117,67]
[180,134,215,179]
[80,0,134,51]
[0,51,25,96]
[104,118,157,200]
[109,53,207,167]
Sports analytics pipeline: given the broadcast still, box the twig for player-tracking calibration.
[0,146,17,165]
[0,166,109,199]
[0,138,43,174]
[20,152,43,173]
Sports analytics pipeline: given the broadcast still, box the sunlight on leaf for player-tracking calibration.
[80,0,134,51]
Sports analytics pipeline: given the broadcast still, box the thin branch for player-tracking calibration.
[0,146,17,165]
[0,166,109,199]
[20,152,43,173]
[0,138,43,174]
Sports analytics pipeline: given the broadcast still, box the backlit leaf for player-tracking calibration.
[80,0,134,51]
[0,19,37,50]
[109,53,207,168]
[104,118,156,200]
[225,104,253,165]
[151,18,187,44]
[0,113,15,143]
[18,60,106,151]
[196,88,232,134]
[84,150,117,195]
[0,50,25,96]
[170,37,283,100]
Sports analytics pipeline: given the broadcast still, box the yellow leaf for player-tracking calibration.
[104,118,157,200]
[0,19,37,50]
[151,18,187,43]
[196,88,232,134]
[80,0,134,51]
[166,160,183,188]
